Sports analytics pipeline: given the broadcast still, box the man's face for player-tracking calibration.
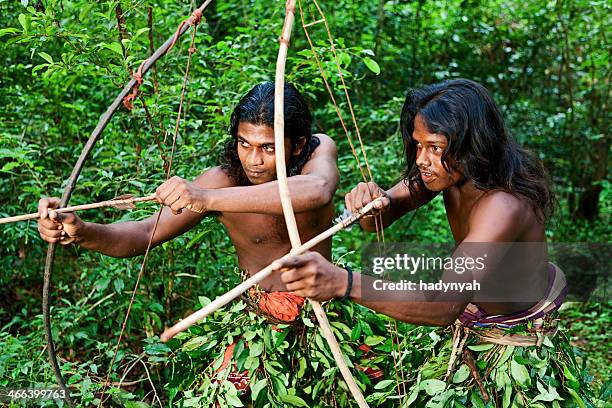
[236,122,298,185]
[412,114,464,191]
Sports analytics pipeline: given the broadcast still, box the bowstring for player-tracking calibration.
[97,14,202,407]
[298,0,407,401]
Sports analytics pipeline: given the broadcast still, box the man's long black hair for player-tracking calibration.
[400,79,554,219]
[220,81,319,185]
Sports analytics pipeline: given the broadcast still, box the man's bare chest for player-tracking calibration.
[220,213,289,246]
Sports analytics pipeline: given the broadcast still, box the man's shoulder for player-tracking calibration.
[475,190,531,215]
[193,166,238,188]
[469,190,538,234]
[310,133,337,158]
[313,133,335,147]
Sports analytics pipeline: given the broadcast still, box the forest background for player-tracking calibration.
[0,0,609,406]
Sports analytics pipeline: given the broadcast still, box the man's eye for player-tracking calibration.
[432,146,441,152]
[264,146,275,152]
[240,141,250,148]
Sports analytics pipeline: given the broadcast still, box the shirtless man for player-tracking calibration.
[270,79,560,325]
[37,82,339,293]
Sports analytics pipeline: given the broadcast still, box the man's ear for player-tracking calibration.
[292,135,308,157]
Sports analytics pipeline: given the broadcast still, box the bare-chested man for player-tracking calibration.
[271,79,561,325]
[267,80,593,404]
[38,82,338,293]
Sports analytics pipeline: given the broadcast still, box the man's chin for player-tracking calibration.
[247,175,274,185]
[422,180,445,192]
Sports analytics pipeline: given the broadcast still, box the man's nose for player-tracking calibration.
[416,149,431,168]
[248,149,264,166]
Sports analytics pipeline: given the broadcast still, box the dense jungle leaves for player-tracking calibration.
[0,0,609,406]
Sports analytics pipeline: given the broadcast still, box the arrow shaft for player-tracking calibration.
[0,195,157,225]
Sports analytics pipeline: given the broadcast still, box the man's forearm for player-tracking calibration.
[207,175,333,214]
[77,221,154,258]
[348,272,466,326]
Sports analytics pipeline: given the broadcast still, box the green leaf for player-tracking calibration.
[452,364,470,383]
[297,356,307,379]
[302,316,315,327]
[468,343,494,352]
[251,378,267,401]
[249,342,264,357]
[470,390,486,408]
[364,335,385,346]
[363,57,380,75]
[1,162,20,172]
[420,379,446,396]
[18,14,29,33]
[510,360,530,387]
[225,393,244,407]
[566,388,586,408]
[125,402,149,408]
[406,384,420,406]
[0,28,20,38]
[542,336,554,348]
[39,52,53,64]
[495,345,515,367]
[133,27,150,40]
[144,343,171,355]
[374,379,395,390]
[278,395,309,407]
[503,383,512,408]
[181,336,208,351]
[104,42,124,57]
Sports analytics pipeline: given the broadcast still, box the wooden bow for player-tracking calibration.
[272,1,370,406]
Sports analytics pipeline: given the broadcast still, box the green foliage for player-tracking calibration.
[0,0,609,406]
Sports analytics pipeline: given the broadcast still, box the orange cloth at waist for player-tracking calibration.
[248,288,305,322]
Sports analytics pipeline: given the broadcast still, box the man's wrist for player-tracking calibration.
[73,221,92,245]
[337,265,353,301]
[200,188,216,212]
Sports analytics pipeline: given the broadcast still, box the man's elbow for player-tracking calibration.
[309,176,335,207]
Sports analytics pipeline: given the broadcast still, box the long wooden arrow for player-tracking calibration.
[0,195,157,224]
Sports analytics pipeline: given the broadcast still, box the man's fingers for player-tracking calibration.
[51,211,77,225]
[38,217,60,230]
[280,267,312,285]
[271,254,310,271]
[38,197,61,219]
[285,280,307,293]
[345,192,354,213]
[373,196,390,210]
[49,210,68,225]
[59,236,76,246]
[39,227,62,239]
[155,179,174,202]
[39,229,62,243]
[353,185,366,211]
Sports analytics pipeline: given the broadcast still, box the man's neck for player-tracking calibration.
[456,179,484,206]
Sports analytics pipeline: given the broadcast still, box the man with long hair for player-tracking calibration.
[38,81,338,296]
[271,79,592,404]
[36,81,340,397]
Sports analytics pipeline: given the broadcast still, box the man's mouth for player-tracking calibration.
[246,169,265,177]
[420,170,436,183]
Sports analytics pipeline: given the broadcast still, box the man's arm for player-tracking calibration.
[38,167,233,258]
[346,179,438,232]
[274,193,530,326]
[158,134,339,215]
